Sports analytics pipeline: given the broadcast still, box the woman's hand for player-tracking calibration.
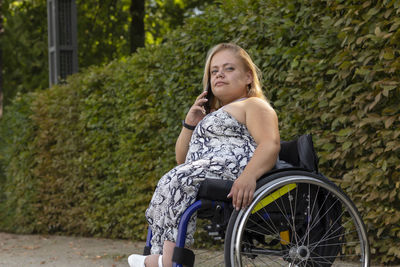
[227,175,257,211]
[184,91,208,126]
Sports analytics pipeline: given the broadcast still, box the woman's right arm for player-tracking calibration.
[175,127,194,164]
[175,91,209,164]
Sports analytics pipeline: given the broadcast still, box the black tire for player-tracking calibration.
[224,171,370,267]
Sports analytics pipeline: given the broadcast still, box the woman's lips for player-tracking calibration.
[215,81,227,87]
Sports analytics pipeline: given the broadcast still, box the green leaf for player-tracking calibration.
[342,141,353,150]
[336,128,353,137]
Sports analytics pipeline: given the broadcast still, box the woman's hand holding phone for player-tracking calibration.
[184,91,208,127]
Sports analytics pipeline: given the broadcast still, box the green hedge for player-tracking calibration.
[0,0,399,264]
[0,93,39,232]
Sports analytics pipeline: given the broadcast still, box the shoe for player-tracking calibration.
[128,254,146,267]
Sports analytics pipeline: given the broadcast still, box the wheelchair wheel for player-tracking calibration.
[224,171,370,267]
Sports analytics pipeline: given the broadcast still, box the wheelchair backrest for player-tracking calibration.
[279,134,319,173]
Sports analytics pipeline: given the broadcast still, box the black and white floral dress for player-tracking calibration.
[145,108,257,254]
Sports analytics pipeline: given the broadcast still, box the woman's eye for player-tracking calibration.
[226,67,234,71]
[211,70,218,75]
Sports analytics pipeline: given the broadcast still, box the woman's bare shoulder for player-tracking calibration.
[245,97,276,114]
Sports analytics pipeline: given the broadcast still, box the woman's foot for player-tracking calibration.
[127,254,146,267]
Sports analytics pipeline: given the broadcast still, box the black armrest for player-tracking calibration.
[198,179,233,201]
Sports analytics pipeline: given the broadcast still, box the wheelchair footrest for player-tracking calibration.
[172,246,195,267]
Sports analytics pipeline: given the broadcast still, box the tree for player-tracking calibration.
[76,0,131,68]
[0,0,48,107]
[0,0,3,118]
[145,0,214,44]
[130,0,145,53]
[0,0,213,110]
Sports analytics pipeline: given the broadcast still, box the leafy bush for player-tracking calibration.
[0,0,399,264]
[0,93,40,233]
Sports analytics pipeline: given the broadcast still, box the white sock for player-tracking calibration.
[158,255,163,267]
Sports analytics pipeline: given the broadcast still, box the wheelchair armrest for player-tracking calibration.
[197,167,307,202]
[198,179,233,202]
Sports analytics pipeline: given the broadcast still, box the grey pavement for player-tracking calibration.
[1,232,397,266]
[0,232,143,267]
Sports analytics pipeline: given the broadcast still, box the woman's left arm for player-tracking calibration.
[228,98,280,211]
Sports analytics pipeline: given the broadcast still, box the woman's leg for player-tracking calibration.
[162,240,175,267]
[146,161,216,265]
[144,254,160,267]
[143,240,174,267]
[146,162,206,255]
[146,168,178,255]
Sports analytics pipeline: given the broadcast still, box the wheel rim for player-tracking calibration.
[231,175,369,267]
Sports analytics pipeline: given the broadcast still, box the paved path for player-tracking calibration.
[1,232,397,267]
[0,232,144,267]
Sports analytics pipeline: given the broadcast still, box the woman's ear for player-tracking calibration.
[246,71,253,86]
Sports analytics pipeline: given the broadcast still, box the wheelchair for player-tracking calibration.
[143,135,370,267]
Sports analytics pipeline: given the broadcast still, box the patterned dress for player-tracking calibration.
[145,108,257,254]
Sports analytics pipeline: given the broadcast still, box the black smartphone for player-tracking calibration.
[204,80,214,114]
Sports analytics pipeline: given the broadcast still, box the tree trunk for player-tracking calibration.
[0,47,3,119]
[130,0,145,53]
[0,0,3,118]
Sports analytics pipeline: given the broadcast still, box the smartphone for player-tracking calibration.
[204,80,214,114]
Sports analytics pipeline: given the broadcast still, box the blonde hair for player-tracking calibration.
[202,43,266,110]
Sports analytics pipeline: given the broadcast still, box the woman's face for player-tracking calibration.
[209,49,252,105]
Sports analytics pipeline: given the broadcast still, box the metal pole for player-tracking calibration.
[47,0,78,87]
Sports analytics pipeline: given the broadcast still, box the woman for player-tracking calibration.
[128,43,280,267]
